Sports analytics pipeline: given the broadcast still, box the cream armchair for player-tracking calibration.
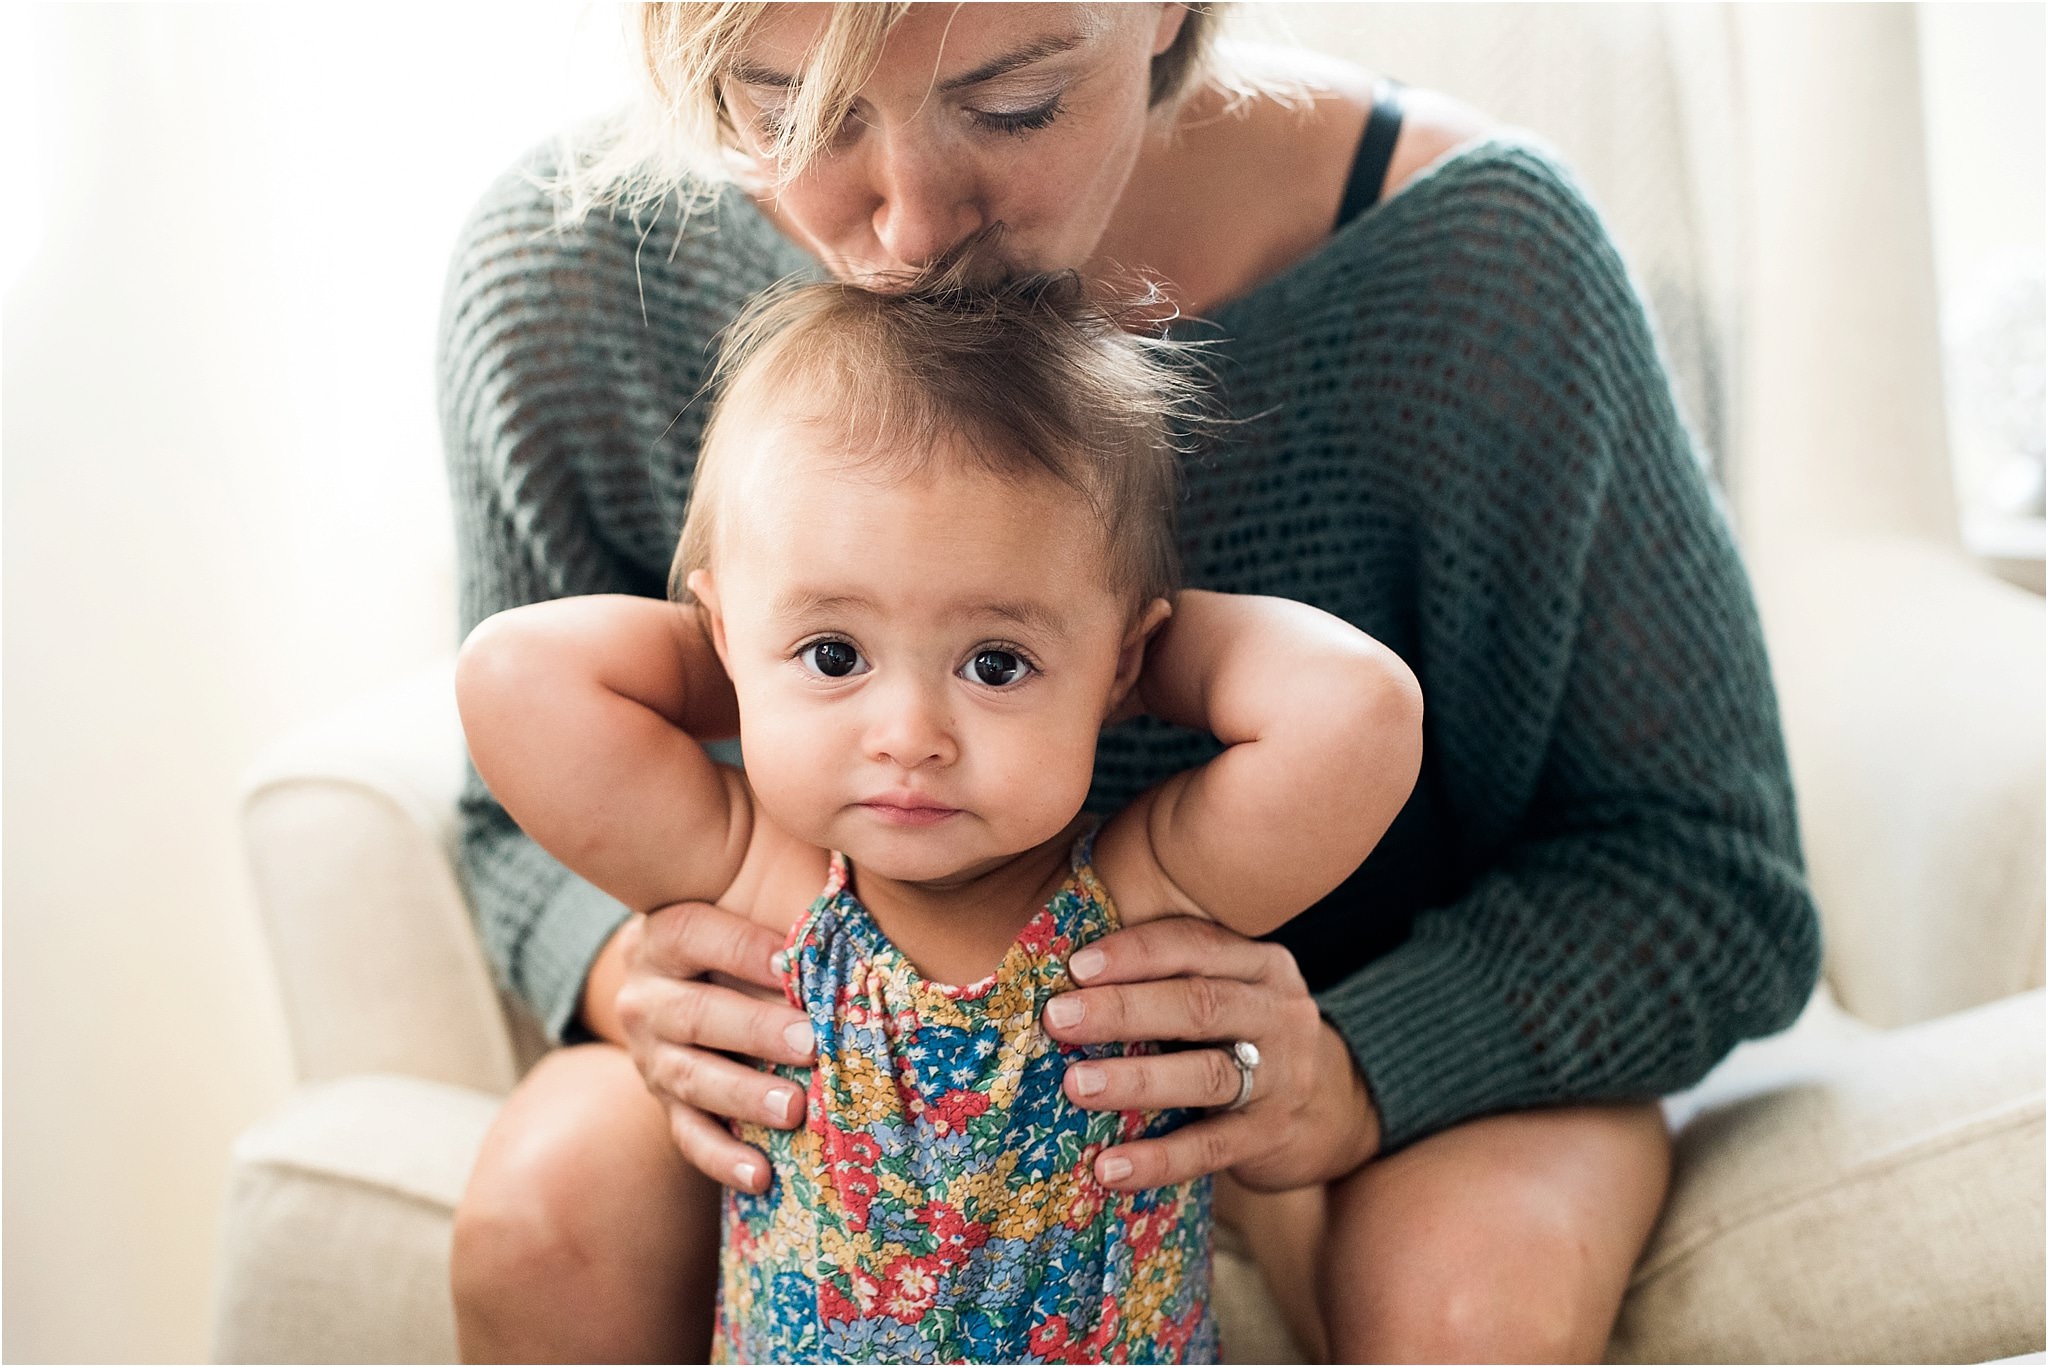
[214,654,2044,1365]
[212,8,2045,1363]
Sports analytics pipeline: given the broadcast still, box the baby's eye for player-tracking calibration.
[798,639,867,679]
[963,649,1033,688]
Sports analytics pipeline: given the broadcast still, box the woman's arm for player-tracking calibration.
[1045,141,1820,1190]
[457,595,750,916]
[1098,590,1423,938]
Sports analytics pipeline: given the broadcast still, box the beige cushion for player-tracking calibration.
[1611,988,2046,1363]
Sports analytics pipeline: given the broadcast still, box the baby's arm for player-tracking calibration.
[455,594,752,915]
[1099,590,1423,937]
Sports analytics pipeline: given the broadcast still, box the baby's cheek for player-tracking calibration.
[736,719,832,834]
[998,729,1098,828]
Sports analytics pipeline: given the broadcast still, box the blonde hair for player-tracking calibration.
[671,253,1204,611]
[552,3,1231,227]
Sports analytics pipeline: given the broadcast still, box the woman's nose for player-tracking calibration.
[863,676,958,770]
[866,136,986,270]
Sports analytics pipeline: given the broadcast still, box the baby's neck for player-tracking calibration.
[848,817,1089,987]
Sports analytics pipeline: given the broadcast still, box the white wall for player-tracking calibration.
[1918,3,2047,559]
[2,6,625,1359]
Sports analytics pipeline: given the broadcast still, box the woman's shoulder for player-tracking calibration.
[1219,46,1500,206]
[1163,51,1620,316]
[1213,105,1637,335]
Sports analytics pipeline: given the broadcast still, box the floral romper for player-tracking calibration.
[714,825,1217,1364]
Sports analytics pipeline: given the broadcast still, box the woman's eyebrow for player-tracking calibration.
[936,33,1086,92]
[730,32,1084,92]
[730,59,798,89]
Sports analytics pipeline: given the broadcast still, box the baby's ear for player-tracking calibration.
[1107,597,1174,720]
[684,569,732,670]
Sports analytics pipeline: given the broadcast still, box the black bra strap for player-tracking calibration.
[1335,78,1407,230]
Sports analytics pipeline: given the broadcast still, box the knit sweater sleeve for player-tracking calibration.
[434,157,758,1042]
[1305,143,1823,1150]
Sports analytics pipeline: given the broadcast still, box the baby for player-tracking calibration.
[456,266,1423,1363]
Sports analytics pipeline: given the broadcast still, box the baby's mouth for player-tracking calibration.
[858,795,964,827]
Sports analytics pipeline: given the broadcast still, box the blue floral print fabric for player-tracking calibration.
[714,826,1217,1364]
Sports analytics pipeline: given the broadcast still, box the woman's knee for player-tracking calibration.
[450,1045,684,1310]
[1319,1102,1670,1363]
[1329,1190,1600,1362]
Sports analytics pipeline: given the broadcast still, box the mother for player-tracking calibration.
[441,4,1820,1360]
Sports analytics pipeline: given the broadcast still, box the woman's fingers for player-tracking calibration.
[1062,1044,1247,1111]
[1088,1115,1257,1191]
[1044,973,1274,1046]
[1040,915,1381,1191]
[1083,1014,1379,1193]
[621,974,815,1068]
[639,897,789,992]
[640,1037,806,1130]
[612,898,817,1195]
[666,1100,776,1195]
[1061,914,1299,989]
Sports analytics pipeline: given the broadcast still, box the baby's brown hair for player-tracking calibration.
[671,256,1201,613]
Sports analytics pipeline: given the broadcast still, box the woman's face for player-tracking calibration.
[725,3,1187,282]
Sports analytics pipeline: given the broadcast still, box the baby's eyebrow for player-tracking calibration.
[964,598,1068,640]
[769,588,1067,639]
[770,589,872,621]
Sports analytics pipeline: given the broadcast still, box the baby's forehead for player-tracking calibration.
[715,410,1128,582]
[717,380,1065,505]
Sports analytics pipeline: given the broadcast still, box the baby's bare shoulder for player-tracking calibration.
[716,787,832,939]
[1090,786,1214,929]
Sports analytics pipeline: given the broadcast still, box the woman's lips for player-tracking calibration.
[859,800,962,827]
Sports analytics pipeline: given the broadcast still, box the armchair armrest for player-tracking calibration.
[1760,537,2046,1026]
[210,1074,501,1363]
[1610,987,2046,1364]
[238,660,544,1094]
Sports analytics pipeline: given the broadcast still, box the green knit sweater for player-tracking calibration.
[437,135,1821,1152]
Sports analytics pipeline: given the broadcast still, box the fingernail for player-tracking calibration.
[1045,996,1083,1028]
[1070,1066,1104,1098]
[783,1021,815,1056]
[1068,948,1106,982]
[735,1161,760,1189]
[769,1086,799,1123]
[1098,1155,1132,1182]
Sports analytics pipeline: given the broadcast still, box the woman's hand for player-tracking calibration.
[584,903,816,1194]
[1040,915,1382,1191]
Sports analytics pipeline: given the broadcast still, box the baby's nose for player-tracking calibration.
[864,680,958,767]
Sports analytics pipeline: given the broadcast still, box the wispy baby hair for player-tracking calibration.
[670,249,1205,610]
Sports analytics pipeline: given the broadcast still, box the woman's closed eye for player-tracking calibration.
[966,94,1066,137]
[744,91,1066,148]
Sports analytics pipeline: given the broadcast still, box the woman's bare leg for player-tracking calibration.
[1220,1101,1671,1364]
[451,1043,724,1363]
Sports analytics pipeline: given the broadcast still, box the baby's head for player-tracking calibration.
[673,264,1197,883]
